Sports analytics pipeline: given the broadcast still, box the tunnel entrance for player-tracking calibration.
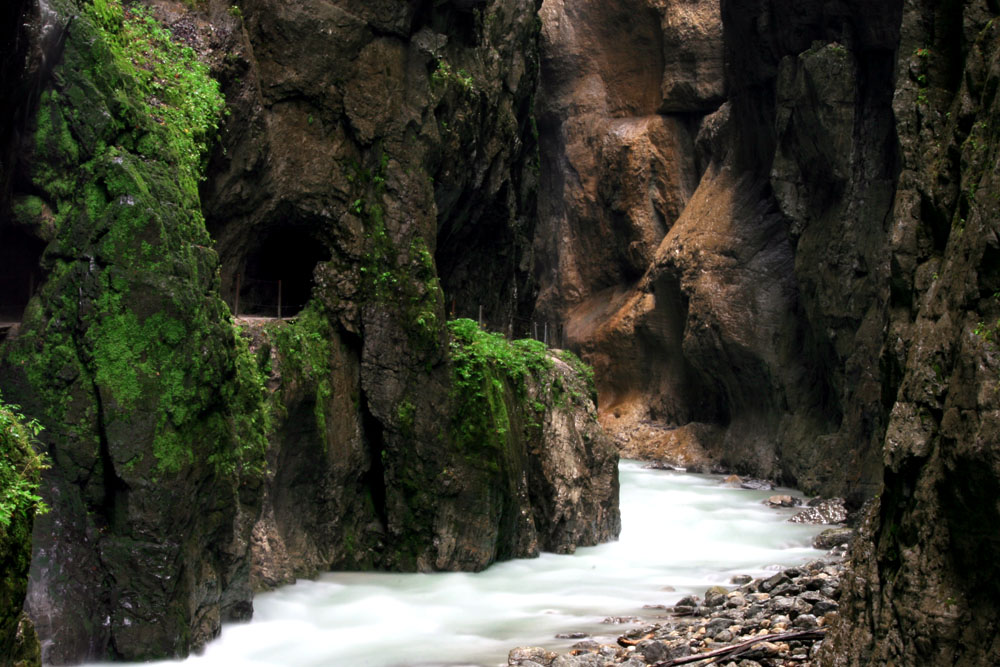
[0,225,45,338]
[233,226,331,318]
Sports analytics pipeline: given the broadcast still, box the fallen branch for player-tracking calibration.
[617,632,655,648]
[650,629,826,666]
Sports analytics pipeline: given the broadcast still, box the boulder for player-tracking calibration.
[812,527,854,551]
[789,498,848,524]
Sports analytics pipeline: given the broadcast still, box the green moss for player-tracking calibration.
[397,400,416,435]
[446,318,553,453]
[4,0,266,477]
[355,155,444,350]
[431,59,476,92]
[12,195,46,225]
[264,306,335,435]
[556,349,597,404]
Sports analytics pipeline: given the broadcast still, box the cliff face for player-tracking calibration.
[535,0,900,500]
[538,0,1000,662]
[1,0,267,661]
[200,0,618,577]
[0,0,619,661]
[821,1,1000,663]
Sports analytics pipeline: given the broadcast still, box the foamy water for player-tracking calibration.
[86,461,826,667]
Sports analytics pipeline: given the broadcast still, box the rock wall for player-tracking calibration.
[0,0,620,661]
[200,0,618,577]
[538,0,1000,662]
[0,0,268,661]
[535,0,901,501]
[821,1,1000,664]
[245,311,620,585]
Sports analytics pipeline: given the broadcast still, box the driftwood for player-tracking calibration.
[650,629,826,666]
[617,632,655,648]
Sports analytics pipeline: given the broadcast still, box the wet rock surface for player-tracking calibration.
[789,500,848,525]
[1,0,618,661]
[818,3,1000,663]
[509,558,846,667]
[536,0,899,503]
[536,0,1000,660]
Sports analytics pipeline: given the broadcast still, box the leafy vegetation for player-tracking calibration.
[0,394,46,667]
[0,395,48,531]
[431,60,475,92]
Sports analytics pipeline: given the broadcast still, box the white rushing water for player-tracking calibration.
[95,461,827,667]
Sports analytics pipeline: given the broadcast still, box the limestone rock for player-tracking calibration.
[0,0,618,662]
[766,495,801,508]
[790,499,849,525]
[819,5,1000,663]
[509,646,557,667]
[536,0,899,503]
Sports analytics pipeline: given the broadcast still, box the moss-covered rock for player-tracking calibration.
[374,319,619,572]
[2,0,618,658]
[247,313,619,581]
[0,0,268,661]
[198,0,611,578]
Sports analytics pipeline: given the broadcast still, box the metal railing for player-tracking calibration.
[229,275,307,319]
[453,306,566,348]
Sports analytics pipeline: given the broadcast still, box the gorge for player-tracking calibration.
[1,0,999,666]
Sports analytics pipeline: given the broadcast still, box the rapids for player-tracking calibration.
[88,461,827,667]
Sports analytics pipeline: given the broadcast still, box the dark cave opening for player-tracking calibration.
[0,225,45,330]
[233,226,330,318]
[411,0,480,48]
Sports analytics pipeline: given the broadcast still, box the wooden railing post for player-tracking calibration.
[234,274,241,317]
[277,279,283,319]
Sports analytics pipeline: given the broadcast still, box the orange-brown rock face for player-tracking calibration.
[539,0,1000,662]
[536,0,898,500]
[534,0,726,472]
[535,0,719,314]
[535,0,731,474]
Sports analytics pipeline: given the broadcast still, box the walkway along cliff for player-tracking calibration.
[0,0,998,665]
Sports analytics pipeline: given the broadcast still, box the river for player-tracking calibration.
[91,461,826,667]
